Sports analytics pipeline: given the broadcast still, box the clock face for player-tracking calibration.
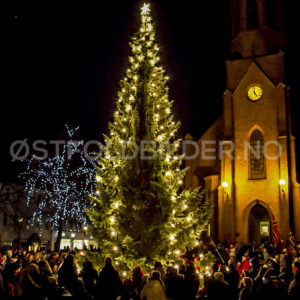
[248,85,263,101]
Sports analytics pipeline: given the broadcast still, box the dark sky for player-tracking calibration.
[2,0,300,182]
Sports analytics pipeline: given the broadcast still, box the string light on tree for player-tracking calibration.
[21,125,96,251]
[87,2,211,271]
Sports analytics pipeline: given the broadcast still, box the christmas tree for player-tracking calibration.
[88,3,211,271]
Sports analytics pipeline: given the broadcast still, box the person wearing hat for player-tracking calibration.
[140,270,167,300]
[288,261,300,299]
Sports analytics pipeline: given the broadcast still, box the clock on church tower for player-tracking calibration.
[247,85,263,101]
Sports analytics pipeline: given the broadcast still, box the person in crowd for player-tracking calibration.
[79,260,98,296]
[39,260,58,299]
[20,263,46,300]
[0,259,5,299]
[280,248,293,274]
[122,266,145,300]
[207,271,231,300]
[241,254,250,273]
[96,256,124,300]
[140,270,167,300]
[164,266,183,300]
[239,277,254,300]
[178,264,185,278]
[288,260,300,299]
[225,259,240,300]
[263,247,270,262]
[2,258,20,297]
[153,261,166,281]
[33,252,41,264]
[58,253,89,299]
[47,252,59,270]
[182,262,199,300]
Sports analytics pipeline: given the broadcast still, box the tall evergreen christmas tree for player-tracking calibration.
[88,3,211,270]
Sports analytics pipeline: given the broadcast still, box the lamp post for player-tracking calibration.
[222,181,229,200]
[279,179,286,192]
[279,179,286,210]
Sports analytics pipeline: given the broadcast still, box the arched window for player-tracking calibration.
[249,130,266,179]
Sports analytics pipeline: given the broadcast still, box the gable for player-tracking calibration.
[232,61,276,97]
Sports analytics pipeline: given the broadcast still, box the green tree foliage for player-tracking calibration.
[88,3,211,271]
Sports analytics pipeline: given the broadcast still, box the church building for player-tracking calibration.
[185,0,300,243]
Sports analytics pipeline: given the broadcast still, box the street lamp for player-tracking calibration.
[279,179,286,194]
[279,179,286,186]
[222,181,228,188]
[222,181,229,201]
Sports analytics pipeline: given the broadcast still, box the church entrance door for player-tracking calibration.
[248,203,271,244]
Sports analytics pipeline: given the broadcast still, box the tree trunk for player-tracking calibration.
[54,221,63,252]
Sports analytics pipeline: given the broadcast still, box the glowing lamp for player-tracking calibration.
[279,179,286,185]
[222,181,228,188]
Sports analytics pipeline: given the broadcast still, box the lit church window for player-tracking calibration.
[249,130,265,179]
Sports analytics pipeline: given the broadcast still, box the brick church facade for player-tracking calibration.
[185,0,300,243]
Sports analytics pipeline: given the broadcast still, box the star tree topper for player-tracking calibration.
[141,3,150,15]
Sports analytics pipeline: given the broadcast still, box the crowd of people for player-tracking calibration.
[0,240,300,300]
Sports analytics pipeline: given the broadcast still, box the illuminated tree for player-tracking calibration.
[21,126,96,251]
[88,3,211,270]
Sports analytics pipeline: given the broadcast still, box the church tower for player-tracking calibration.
[221,0,300,243]
[185,0,300,243]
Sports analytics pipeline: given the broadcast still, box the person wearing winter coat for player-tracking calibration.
[39,260,58,300]
[20,263,46,300]
[225,261,240,300]
[164,266,183,300]
[123,265,144,300]
[182,264,199,300]
[280,249,293,273]
[241,254,250,272]
[96,257,124,300]
[207,272,231,300]
[239,277,254,300]
[153,261,166,281]
[288,261,300,299]
[58,254,89,299]
[140,270,167,300]
[79,260,98,296]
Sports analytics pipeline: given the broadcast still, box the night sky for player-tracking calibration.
[2,0,300,182]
